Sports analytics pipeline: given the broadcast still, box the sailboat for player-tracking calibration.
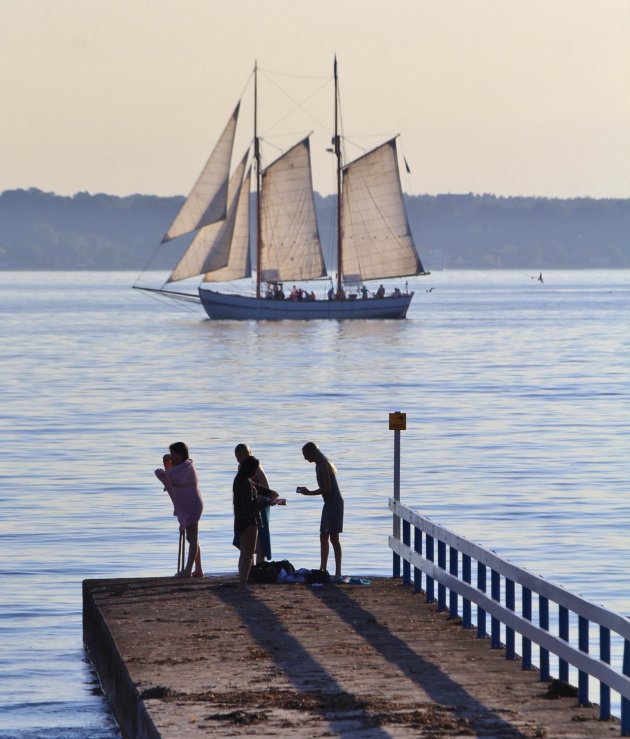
[135,60,429,320]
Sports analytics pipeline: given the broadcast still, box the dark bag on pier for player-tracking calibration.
[248,559,295,583]
[306,568,330,584]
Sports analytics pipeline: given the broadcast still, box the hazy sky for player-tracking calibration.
[2,0,629,198]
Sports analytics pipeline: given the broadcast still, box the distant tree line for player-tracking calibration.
[0,187,628,270]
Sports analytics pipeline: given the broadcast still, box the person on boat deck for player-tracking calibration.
[327,286,335,301]
[155,442,204,578]
[309,291,316,301]
[296,441,344,578]
[233,443,274,565]
[376,284,386,298]
[392,287,402,298]
[361,285,369,299]
[233,455,282,591]
[336,286,346,301]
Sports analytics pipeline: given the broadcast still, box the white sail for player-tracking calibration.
[260,137,326,282]
[162,104,240,242]
[167,154,247,283]
[341,138,424,281]
[203,166,252,283]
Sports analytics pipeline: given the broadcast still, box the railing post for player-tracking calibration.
[622,639,630,735]
[559,606,569,683]
[449,546,458,618]
[462,554,472,628]
[477,562,487,639]
[491,569,501,648]
[402,519,411,586]
[578,616,589,706]
[389,412,405,579]
[599,626,610,721]
[505,578,515,659]
[425,535,435,603]
[413,526,422,593]
[522,587,532,670]
[539,595,550,681]
[437,540,447,611]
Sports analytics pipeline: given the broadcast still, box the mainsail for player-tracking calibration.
[167,153,248,283]
[341,138,424,281]
[162,104,240,243]
[259,137,326,282]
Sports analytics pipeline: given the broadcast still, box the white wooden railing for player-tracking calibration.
[389,498,630,735]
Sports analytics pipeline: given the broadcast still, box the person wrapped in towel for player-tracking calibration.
[155,441,204,578]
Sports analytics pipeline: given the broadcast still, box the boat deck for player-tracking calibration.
[83,575,612,738]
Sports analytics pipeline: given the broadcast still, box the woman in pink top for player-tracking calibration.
[155,441,204,578]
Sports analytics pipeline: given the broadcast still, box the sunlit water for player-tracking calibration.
[1,270,629,736]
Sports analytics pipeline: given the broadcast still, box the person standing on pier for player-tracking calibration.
[234,443,273,564]
[155,442,204,578]
[296,441,344,578]
[233,455,283,591]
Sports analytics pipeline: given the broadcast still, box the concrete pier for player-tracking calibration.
[83,576,615,738]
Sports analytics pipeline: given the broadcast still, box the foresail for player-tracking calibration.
[260,137,326,282]
[162,104,240,243]
[203,166,252,283]
[341,138,424,281]
[167,153,247,283]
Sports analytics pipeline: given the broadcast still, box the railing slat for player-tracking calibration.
[539,595,550,681]
[578,615,589,705]
[449,546,458,618]
[522,587,532,670]
[600,626,611,720]
[437,540,447,612]
[462,554,472,628]
[477,562,487,639]
[402,519,411,586]
[413,526,422,593]
[425,535,435,604]
[505,578,515,660]
[491,569,501,649]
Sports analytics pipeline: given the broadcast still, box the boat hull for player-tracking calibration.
[198,288,414,320]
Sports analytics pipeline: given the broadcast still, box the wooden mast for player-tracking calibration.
[334,56,342,295]
[254,61,262,299]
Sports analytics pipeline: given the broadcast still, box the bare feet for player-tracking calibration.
[174,571,191,579]
[192,570,205,578]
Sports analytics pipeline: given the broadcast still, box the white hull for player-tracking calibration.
[198,288,414,320]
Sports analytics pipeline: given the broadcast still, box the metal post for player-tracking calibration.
[389,412,405,578]
[393,426,400,578]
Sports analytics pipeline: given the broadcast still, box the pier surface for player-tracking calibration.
[84,576,613,738]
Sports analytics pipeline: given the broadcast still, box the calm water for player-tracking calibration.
[1,269,629,736]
